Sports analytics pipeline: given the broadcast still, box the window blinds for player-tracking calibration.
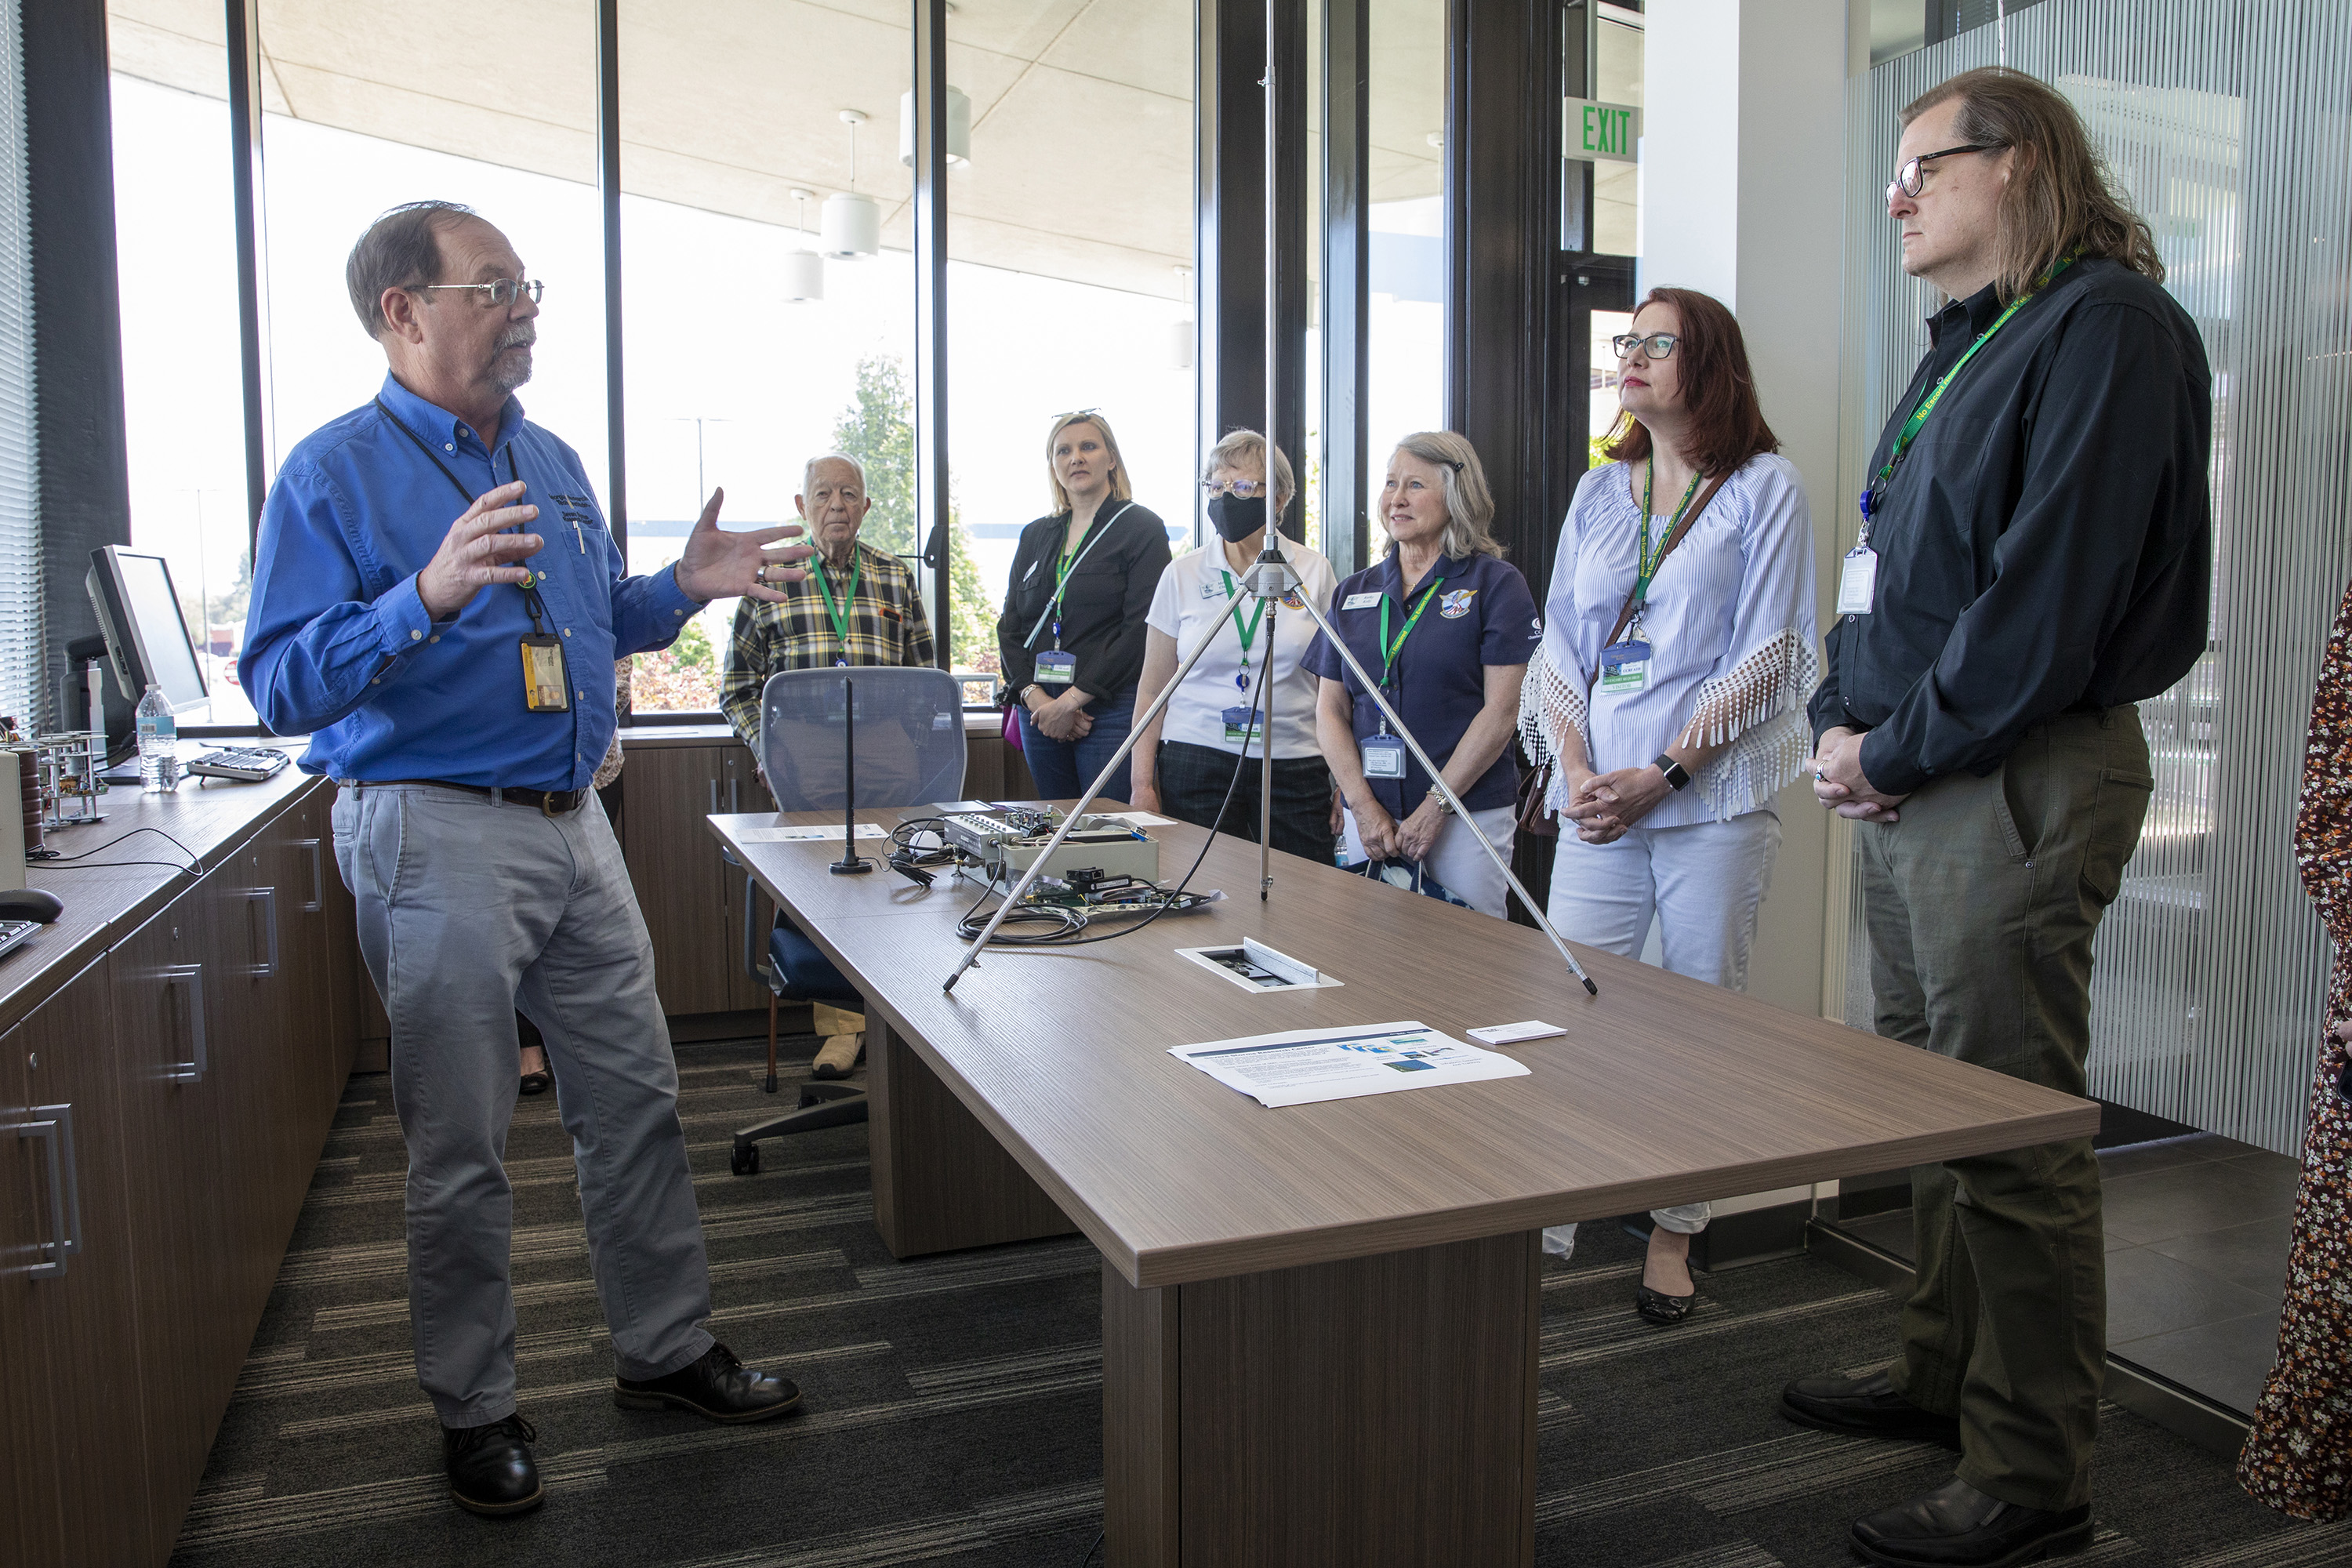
[0,0,34,730]
[1838,0,2352,1156]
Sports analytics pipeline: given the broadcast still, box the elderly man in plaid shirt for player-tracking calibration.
[720,452,935,1077]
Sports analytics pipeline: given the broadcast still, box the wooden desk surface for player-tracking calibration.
[711,807,2097,1290]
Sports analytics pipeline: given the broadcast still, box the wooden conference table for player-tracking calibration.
[708,806,2095,1568]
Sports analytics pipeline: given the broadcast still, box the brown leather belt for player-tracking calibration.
[366,779,590,816]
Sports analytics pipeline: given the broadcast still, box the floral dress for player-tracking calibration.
[2239,579,2352,1520]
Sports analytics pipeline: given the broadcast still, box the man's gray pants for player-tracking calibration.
[332,782,715,1426]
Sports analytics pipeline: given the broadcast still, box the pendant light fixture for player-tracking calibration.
[822,109,880,260]
[898,85,972,166]
[782,188,823,302]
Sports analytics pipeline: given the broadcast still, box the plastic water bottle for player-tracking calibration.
[136,684,177,792]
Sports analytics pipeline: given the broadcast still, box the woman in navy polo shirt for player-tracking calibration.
[1307,431,1541,917]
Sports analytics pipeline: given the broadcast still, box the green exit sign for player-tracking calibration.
[1564,97,1640,164]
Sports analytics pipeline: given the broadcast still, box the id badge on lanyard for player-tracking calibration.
[1035,650,1076,685]
[1221,704,1264,746]
[1360,733,1407,779]
[520,631,570,712]
[1837,546,1878,615]
[1599,637,1652,695]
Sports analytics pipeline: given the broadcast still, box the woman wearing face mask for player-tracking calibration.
[1307,431,1540,918]
[1130,430,1338,859]
[997,411,1173,802]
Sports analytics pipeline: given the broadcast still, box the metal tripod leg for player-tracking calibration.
[943,586,1257,993]
[1288,587,1599,996]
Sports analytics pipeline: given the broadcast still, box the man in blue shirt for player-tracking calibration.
[242,200,811,1517]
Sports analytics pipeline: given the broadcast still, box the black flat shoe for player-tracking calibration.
[518,1069,553,1096]
[1781,1368,1961,1446]
[1635,1284,1695,1324]
[1851,1476,2092,1566]
[615,1341,801,1424]
[443,1414,544,1516]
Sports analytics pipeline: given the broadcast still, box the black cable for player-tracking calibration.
[1081,1529,1104,1566]
[26,826,202,873]
[960,657,1262,951]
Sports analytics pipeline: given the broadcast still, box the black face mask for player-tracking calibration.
[1208,492,1276,543]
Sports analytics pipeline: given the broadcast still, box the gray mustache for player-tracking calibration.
[495,325,536,352]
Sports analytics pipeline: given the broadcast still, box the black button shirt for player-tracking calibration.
[1808,257,2212,796]
[994,501,1172,703]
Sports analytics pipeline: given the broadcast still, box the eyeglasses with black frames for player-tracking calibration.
[412,277,545,309]
[1611,332,1679,361]
[1886,143,1998,203]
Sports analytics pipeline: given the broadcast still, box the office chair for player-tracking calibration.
[728,665,967,1176]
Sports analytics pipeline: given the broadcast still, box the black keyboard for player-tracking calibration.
[187,747,291,782]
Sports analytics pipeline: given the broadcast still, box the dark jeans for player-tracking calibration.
[1859,707,2154,1512]
[1156,740,1335,863]
[1018,688,1136,804]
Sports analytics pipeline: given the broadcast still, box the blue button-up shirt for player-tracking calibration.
[241,374,699,789]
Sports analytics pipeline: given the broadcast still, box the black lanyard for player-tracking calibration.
[376,397,552,634]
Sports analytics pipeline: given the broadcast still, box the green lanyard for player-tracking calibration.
[811,551,861,665]
[1377,568,1448,696]
[1216,570,1270,670]
[1860,252,2078,539]
[1632,463,1704,627]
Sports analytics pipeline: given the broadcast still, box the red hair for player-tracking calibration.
[1602,286,1779,477]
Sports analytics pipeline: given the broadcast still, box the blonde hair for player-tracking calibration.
[1201,429,1296,515]
[1901,67,2164,303]
[1044,412,1135,514]
[1382,431,1504,561]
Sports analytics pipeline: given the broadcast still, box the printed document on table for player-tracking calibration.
[1168,1019,1530,1109]
[735,823,891,843]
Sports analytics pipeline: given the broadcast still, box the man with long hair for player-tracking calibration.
[1793,69,2211,1567]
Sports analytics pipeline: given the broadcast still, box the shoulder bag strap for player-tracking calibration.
[1601,469,1734,651]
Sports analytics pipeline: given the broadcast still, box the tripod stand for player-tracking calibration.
[942,527,1596,996]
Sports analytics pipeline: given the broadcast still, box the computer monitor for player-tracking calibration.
[85,546,208,713]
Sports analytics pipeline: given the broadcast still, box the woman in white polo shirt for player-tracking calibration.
[1129,430,1338,860]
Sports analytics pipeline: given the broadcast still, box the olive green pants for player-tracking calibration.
[1856,707,2153,1512]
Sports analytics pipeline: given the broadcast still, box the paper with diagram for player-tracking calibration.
[1168,1019,1529,1108]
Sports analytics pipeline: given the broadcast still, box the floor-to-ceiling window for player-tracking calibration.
[943,0,1196,683]
[1365,0,1443,472]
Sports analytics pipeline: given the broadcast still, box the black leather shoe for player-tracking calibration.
[614,1341,802,1424]
[443,1414,544,1516]
[1852,1476,2092,1566]
[1780,1369,1962,1446]
[1635,1284,1695,1324]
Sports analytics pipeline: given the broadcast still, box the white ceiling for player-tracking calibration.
[107,0,1447,302]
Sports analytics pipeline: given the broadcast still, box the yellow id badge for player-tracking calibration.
[520,633,571,713]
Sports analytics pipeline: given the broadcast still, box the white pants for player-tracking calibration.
[1340,803,1517,920]
[1538,808,1784,1258]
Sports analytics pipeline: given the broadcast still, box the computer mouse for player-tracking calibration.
[0,888,64,924]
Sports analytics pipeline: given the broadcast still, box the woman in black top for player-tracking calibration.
[996,411,1171,801]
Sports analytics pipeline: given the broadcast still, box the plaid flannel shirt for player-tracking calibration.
[720,540,937,752]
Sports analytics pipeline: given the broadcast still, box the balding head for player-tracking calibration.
[797,453,873,566]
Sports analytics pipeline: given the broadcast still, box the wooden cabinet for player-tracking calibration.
[4,956,145,1565]
[0,778,358,1565]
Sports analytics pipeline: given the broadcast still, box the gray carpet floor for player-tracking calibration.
[166,1035,2342,1567]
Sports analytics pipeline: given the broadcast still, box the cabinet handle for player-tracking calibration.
[297,837,324,913]
[730,776,740,814]
[13,1105,82,1278]
[164,964,209,1083]
[708,779,719,815]
[248,887,280,977]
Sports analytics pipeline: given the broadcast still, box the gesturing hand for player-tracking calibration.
[417,481,546,620]
[673,488,816,604]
